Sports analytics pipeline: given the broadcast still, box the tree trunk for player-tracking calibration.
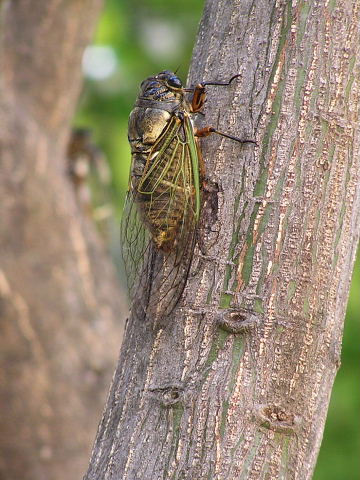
[0,2,126,480]
[85,0,359,478]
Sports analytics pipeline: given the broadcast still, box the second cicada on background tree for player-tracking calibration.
[121,70,256,318]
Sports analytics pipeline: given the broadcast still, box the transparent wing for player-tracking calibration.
[121,115,200,318]
[120,190,150,303]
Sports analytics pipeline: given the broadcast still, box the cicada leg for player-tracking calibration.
[190,84,207,113]
[195,126,257,145]
[186,74,243,113]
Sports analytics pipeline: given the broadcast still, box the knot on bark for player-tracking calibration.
[216,309,259,333]
[256,404,300,434]
[148,383,184,407]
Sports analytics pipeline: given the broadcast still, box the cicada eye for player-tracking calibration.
[166,76,182,89]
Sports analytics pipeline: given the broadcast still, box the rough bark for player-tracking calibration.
[85,0,359,479]
[0,2,126,480]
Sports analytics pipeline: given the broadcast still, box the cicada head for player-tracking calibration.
[138,70,184,103]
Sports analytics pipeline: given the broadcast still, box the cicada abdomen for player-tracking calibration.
[121,70,255,317]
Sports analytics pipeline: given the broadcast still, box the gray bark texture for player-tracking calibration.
[0,2,126,480]
[85,0,360,478]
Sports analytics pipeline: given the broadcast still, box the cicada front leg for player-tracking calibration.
[190,84,207,113]
[187,74,242,113]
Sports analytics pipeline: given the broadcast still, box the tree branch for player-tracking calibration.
[85,0,359,478]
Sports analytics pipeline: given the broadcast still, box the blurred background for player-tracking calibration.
[74,1,359,478]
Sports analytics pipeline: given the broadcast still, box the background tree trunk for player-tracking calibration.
[85,0,360,478]
[0,2,126,480]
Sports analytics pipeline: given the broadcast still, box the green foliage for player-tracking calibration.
[76,2,359,478]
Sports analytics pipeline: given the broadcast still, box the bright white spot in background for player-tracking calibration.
[82,45,118,81]
[139,20,183,61]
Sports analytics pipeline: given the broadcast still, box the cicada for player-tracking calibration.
[121,70,254,317]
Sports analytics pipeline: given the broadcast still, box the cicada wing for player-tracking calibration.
[120,190,151,308]
[142,134,199,317]
[155,229,197,316]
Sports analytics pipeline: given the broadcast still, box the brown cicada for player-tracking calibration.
[121,70,255,317]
